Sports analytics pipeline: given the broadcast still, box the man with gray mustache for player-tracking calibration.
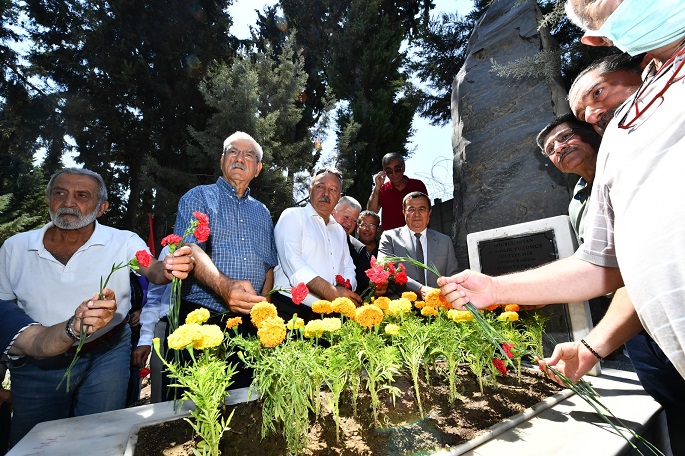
[161,131,278,390]
[272,167,361,323]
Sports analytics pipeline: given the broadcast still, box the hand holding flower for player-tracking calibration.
[72,288,117,335]
[160,244,194,281]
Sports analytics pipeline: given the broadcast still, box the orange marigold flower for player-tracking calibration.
[421,306,438,317]
[312,299,333,314]
[504,304,520,312]
[355,305,384,328]
[373,296,391,311]
[413,300,426,309]
[225,316,243,330]
[332,297,356,319]
[424,288,450,309]
[485,304,500,312]
[401,291,418,302]
[250,301,278,328]
[257,316,286,347]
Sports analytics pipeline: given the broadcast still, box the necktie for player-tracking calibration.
[414,232,425,285]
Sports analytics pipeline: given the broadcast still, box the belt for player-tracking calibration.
[66,315,129,355]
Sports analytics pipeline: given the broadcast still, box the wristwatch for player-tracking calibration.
[65,315,81,341]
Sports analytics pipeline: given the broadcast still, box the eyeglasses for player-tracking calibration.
[359,223,378,229]
[618,49,685,130]
[405,206,429,214]
[542,129,575,157]
[225,147,258,162]
[384,166,404,175]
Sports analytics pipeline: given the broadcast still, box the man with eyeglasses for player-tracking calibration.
[272,168,362,323]
[367,152,428,231]
[439,0,685,402]
[537,114,601,245]
[379,192,458,299]
[170,131,278,388]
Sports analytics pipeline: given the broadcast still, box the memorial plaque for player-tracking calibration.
[478,231,557,276]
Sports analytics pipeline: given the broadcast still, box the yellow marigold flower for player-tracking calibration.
[225,316,242,330]
[421,306,438,317]
[320,317,342,332]
[374,296,391,311]
[185,307,210,325]
[385,323,400,336]
[504,304,520,312]
[250,301,278,328]
[193,324,224,350]
[311,299,333,314]
[286,317,305,330]
[387,298,412,317]
[303,320,325,338]
[331,297,356,319]
[413,300,426,309]
[447,309,474,322]
[497,311,519,322]
[168,323,203,350]
[401,291,418,302]
[355,305,384,328]
[257,316,286,347]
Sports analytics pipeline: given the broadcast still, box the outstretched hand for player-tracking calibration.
[73,288,117,335]
[537,341,600,386]
[437,269,497,310]
[220,279,266,314]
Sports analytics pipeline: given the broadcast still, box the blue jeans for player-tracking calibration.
[625,331,685,454]
[9,324,131,447]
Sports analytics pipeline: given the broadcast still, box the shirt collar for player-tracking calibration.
[217,177,251,199]
[305,202,338,227]
[29,221,107,253]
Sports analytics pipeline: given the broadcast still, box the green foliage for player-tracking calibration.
[490,50,562,83]
[191,33,316,219]
[392,317,431,417]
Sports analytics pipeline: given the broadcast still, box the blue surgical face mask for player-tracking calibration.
[584,0,685,56]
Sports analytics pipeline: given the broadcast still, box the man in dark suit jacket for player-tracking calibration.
[378,191,458,298]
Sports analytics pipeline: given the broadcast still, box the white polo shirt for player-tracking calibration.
[0,221,147,341]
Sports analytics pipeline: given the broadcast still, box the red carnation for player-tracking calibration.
[138,367,151,379]
[161,234,183,247]
[394,270,408,286]
[493,358,507,375]
[291,282,309,305]
[192,212,210,242]
[194,224,210,243]
[502,343,515,359]
[386,261,396,275]
[135,250,152,268]
[335,275,351,289]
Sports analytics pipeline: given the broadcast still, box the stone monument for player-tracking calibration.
[451,0,572,268]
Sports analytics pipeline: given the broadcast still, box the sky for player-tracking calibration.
[227,0,474,202]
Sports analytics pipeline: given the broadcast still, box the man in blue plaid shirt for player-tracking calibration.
[170,131,278,389]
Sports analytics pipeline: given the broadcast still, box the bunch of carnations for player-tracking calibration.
[59,249,152,391]
[360,256,408,302]
[161,211,210,334]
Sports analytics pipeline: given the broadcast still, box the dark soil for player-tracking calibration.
[134,366,562,455]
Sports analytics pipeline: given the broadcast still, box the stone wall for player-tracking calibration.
[451,0,573,269]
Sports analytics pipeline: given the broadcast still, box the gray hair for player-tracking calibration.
[335,195,362,212]
[358,210,380,226]
[313,167,343,188]
[223,131,264,162]
[381,152,405,168]
[47,168,108,204]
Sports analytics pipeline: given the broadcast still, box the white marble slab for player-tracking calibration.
[7,387,255,456]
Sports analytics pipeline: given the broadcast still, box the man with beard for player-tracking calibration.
[568,53,644,135]
[272,168,361,323]
[0,168,194,447]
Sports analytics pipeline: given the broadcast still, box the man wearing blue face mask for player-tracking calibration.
[438,5,685,452]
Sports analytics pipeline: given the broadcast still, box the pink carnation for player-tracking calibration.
[161,234,183,247]
[291,282,309,305]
